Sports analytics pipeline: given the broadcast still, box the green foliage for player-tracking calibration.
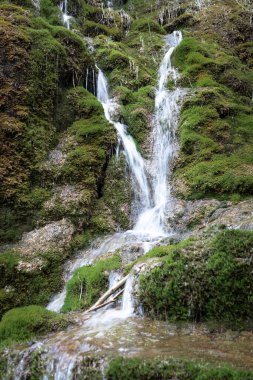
[106,357,253,380]
[0,305,68,347]
[139,230,253,326]
[62,255,121,312]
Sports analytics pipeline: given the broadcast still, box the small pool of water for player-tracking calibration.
[43,313,253,370]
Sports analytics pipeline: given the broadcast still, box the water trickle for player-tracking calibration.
[3,29,253,379]
[108,271,122,289]
[121,275,135,316]
[194,0,210,10]
[107,0,113,8]
[59,0,71,29]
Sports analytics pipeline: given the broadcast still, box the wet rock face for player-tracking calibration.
[120,244,146,265]
[169,199,253,233]
[17,219,75,257]
[208,200,253,230]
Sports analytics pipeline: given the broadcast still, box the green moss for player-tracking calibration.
[171,35,253,199]
[0,3,95,243]
[139,230,253,327]
[172,37,252,92]
[0,249,69,317]
[39,0,61,25]
[206,230,253,321]
[98,48,130,71]
[106,357,253,380]
[17,187,51,210]
[55,87,101,131]
[131,18,165,34]
[99,155,131,230]
[0,305,69,347]
[121,85,154,146]
[62,255,121,312]
[0,207,33,244]
[83,20,122,40]
[70,116,109,143]
[177,146,253,199]
[72,357,103,380]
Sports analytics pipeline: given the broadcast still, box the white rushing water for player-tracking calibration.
[134,31,184,236]
[60,0,71,29]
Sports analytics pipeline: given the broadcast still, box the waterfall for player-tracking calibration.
[97,32,183,237]
[97,69,152,210]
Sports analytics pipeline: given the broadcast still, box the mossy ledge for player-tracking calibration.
[0,305,69,348]
[138,229,253,328]
[170,3,253,199]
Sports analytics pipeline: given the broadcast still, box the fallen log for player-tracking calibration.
[87,289,124,313]
[87,274,129,313]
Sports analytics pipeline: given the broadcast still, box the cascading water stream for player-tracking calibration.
[134,31,184,236]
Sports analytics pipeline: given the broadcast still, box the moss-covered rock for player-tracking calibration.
[0,5,96,244]
[131,18,165,34]
[172,35,253,199]
[0,244,72,317]
[138,229,253,327]
[0,305,69,347]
